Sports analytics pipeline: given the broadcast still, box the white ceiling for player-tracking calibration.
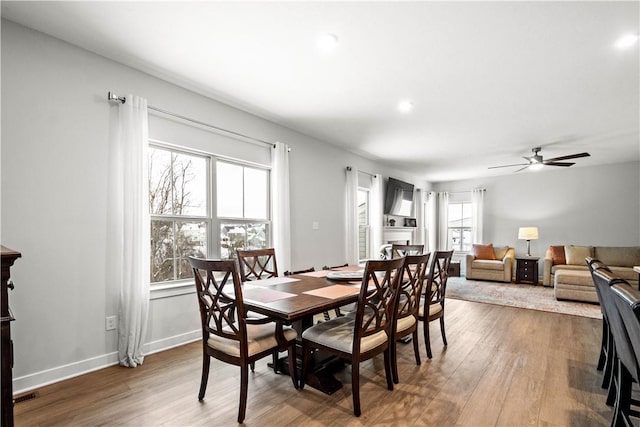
[2,1,638,182]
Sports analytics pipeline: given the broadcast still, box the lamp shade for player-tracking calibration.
[518,227,539,240]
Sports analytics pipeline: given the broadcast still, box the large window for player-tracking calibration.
[447,202,472,252]
[358,189,370,261]
[149,145,270,284]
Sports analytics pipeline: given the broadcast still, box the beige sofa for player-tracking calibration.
[543,245,640,302]
[466,245,515,282]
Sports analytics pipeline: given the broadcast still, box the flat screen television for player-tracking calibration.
[384,177,415,216]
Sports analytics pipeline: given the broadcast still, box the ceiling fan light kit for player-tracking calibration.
[489,147,590,173]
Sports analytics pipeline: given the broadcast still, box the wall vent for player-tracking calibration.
[14,391,38,404]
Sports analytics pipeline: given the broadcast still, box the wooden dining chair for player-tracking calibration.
[188,257,298,423]
[300,257,405,417]
[284,267,315,276]
[391,244,424,259]
[322,263,349,270]
[418,250,454,359]
[390,253,430,384]
[587,257,615,388]
[237,248,278,281]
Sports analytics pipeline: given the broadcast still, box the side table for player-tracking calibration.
[515,256,539,284]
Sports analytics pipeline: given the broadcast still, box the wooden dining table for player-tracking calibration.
[240,266,363,394]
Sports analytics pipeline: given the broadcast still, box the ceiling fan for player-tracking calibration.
[488,147,590,172]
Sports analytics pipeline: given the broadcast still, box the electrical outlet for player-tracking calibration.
[312,221,320,230]
[105,316,117,331]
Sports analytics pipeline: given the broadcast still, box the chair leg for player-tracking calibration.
[412,329,421,366]
[384,348,394,390]
[597,320,607,371]
[352,359,361,417]
[440,316,447,347]
[391,336,399,384]
[250,362,255,372]
[612,361,631,427]
[272,351,279,374]
[238,364,249,424]
[424,319,433,359]
[287,340,299,389]
[198,354,210,400]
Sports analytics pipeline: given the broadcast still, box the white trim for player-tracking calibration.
[13,330,200,395]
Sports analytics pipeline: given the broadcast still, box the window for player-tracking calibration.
[149,145,270,284]
[358,189,370,260]
[217,161,270,259]
[447,202,472,252]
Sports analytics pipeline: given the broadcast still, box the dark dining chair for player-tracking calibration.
[188,257,298,423]
[391,244,424,259]
[237,248,278,281]
[284,267,315,276]
[418,250,454,359]
[587,257,614,388]
[610,281,640,427]
[300,257,405,416]
[390,253,430,383]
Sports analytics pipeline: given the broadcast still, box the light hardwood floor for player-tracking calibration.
[14,299,611,426]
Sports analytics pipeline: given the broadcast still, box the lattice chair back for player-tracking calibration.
[236,248,278,282]
[395,253,431,322]
[391,244,424,259]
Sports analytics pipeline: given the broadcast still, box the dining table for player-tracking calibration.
[240,266,364,394]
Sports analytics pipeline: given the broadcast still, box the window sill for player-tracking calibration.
[150,280,195,300]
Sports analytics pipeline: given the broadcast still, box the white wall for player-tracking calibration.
[1,20,425,392]
[433,161,640,265]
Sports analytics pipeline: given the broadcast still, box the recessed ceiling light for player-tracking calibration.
[316,33,338,52]
[615,33,639,49]
[397,100,414,113]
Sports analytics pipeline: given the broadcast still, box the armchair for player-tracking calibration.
[465,244,514,283]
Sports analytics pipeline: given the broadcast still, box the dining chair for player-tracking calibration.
[321,263,350,320]
[391,244,424,259]
[237,248,278,281]
[390,253,430,384]
[610,281,640,427]
[322,263,349,270]
[284,267,315,276]
[188,257,298,423]
[587,257,614,387]
[418,250,454,359]
[300,257,405,417]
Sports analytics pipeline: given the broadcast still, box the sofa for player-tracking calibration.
[543,245,640,303]
[466,244,515,283]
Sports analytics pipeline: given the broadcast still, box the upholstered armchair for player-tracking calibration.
[465,244,515,283]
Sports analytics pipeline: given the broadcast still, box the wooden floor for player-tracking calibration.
[14,299,611,426]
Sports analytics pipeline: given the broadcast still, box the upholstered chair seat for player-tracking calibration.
[209,323,298,358]
[301,316,388,354]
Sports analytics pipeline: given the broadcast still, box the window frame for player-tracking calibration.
[447,201,473,253]
[148,140,271,296]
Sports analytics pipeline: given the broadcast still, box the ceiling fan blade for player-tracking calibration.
[544,152,590,162]
[513,165,530,173]
[488,163,529,169]
[544,161,575,167]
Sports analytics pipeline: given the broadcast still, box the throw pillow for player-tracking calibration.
[473,244,496,260]
[494,246,510,260]
[564,245,593,266]
[549,245,566,265]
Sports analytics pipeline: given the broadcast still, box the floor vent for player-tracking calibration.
[14,391,38,404]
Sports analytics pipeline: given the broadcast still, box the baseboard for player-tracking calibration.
[13,329,200,395]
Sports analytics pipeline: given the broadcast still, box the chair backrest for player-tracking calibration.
[587,257,613,311]
[391,244,425,259]
[586,257,612,274]
[236,248,278,281]
[611,282,640,382]
[322,263,348,270]
[395,253,431,322]
[189,257,247,353]
[284,267,315,276]
[425,250,454,306]
[352,257,406,352]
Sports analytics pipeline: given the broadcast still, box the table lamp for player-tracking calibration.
[518,227,539,256]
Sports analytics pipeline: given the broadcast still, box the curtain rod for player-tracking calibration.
[346,166,377,178]
[107,92,275,148]
[432,189,485,194]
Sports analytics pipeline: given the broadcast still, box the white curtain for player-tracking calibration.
[108,94,150,368]
[426,192,436,253]
[471,188,485,244]
[345,167,359,265]
[437,192,449,250]
[414,189,425,246]
[369,174,383,259]
[272,142,291,273]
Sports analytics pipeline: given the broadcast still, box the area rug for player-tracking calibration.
[446,277,602,319]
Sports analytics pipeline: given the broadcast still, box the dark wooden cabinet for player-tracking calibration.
[516,256,539,284]
[1,246,21,427]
